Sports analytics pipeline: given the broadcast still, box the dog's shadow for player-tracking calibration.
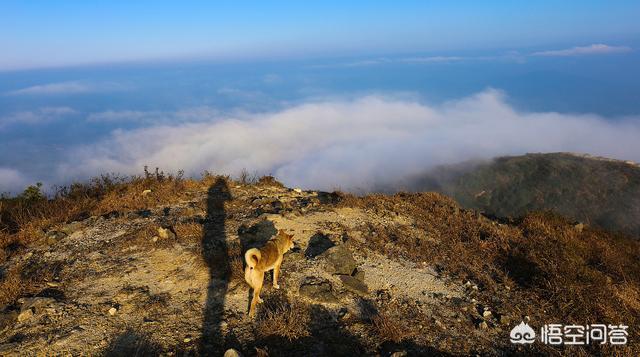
[238,220,278,315]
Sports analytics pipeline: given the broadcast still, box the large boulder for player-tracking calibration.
[338,275,369,295]
[305,232,335,258]
[299,277,338,303]
[320,245,357,276]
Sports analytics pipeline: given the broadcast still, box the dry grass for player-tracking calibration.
[0,267,24,307]
[227,240,246,283]
[256,293,311,341]
[173,222,202,243]
[370,313,411,343]
[0,170,233,259]
[340,192,640,354]
[256,175,284,188]
[0,257,60,307]
[131,224,160,246]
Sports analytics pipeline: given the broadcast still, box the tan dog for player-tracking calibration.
[244,229,294,317]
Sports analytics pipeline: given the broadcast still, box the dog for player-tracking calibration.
[244,229,295,317]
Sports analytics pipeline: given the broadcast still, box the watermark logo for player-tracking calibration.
[510,321,536,344]
[510,321,628,345]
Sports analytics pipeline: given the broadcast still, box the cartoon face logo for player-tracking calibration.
[510,321,536,344]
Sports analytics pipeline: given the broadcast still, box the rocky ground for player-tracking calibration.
[0,177,637,356]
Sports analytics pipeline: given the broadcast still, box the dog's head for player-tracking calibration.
[277,229,295,252]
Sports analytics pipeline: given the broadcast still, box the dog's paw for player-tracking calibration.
[257,297,264,304]
[273,284,280,289]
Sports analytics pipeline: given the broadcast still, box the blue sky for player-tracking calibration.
[2,1,640,70]
[1,1,640,194]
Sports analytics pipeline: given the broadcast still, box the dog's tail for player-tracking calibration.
[244,248,261,269]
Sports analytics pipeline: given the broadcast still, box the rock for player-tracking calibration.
[293,188,303,193]
[137,209,153,218]
[183,337,191,343]
[224,348,243,357]
[299,277,338,303]
[0,310,18,329]
[108,307,117,316]
[338,275,369,295]
[574,223,585,233]
[157,227,176,240]
[45,230,67,245]
[101,211,121,219]
[239,221,278,247]
[142,189,152,195]
[36,287,65,301]
[22,297,55,312]
[252,197,276,205]
[305,232,335,258]
[17,308,34,322]
[498,314,510,325]
[61,221,83,235]
[481,306,492,318]
[353,268,365,281]
[390,351,407,357]
[320,245,357,275]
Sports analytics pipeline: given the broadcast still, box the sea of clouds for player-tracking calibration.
[3,89,640,194]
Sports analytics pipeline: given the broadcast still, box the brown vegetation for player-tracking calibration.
[256,292,311,341]
[0,268,23,307]
[0,168,217,263]
[339,191,640,355]
[370,313,410,344]
[2,168,638,355]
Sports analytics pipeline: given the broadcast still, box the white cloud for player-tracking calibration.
[531,44,632,57]
[400,56,464,63]
[0,168,29,194]
[56,90,640,192]
[312,56,465,68]
[6,81,128,96]
[86,107,220,124]
[0,107,76,129]
[86,110,162,123]
[311,43,632,69]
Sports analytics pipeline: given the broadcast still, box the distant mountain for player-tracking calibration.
[411,153,640,238]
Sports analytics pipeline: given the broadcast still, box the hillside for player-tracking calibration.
[1,173,639,355]
[409,153,640,238]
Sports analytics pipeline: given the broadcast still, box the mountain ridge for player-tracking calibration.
[1,172,638,355]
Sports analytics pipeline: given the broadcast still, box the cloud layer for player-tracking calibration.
[0,168,29,194]
[0,107,75,129]
[531,44,632,57]
[55,90,640,192]
[6,81,127,96]
[316,43,633,68]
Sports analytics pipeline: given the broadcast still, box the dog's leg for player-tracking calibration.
[255,271,264,303]
[248,272,264,317]
[273,258,282,289]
